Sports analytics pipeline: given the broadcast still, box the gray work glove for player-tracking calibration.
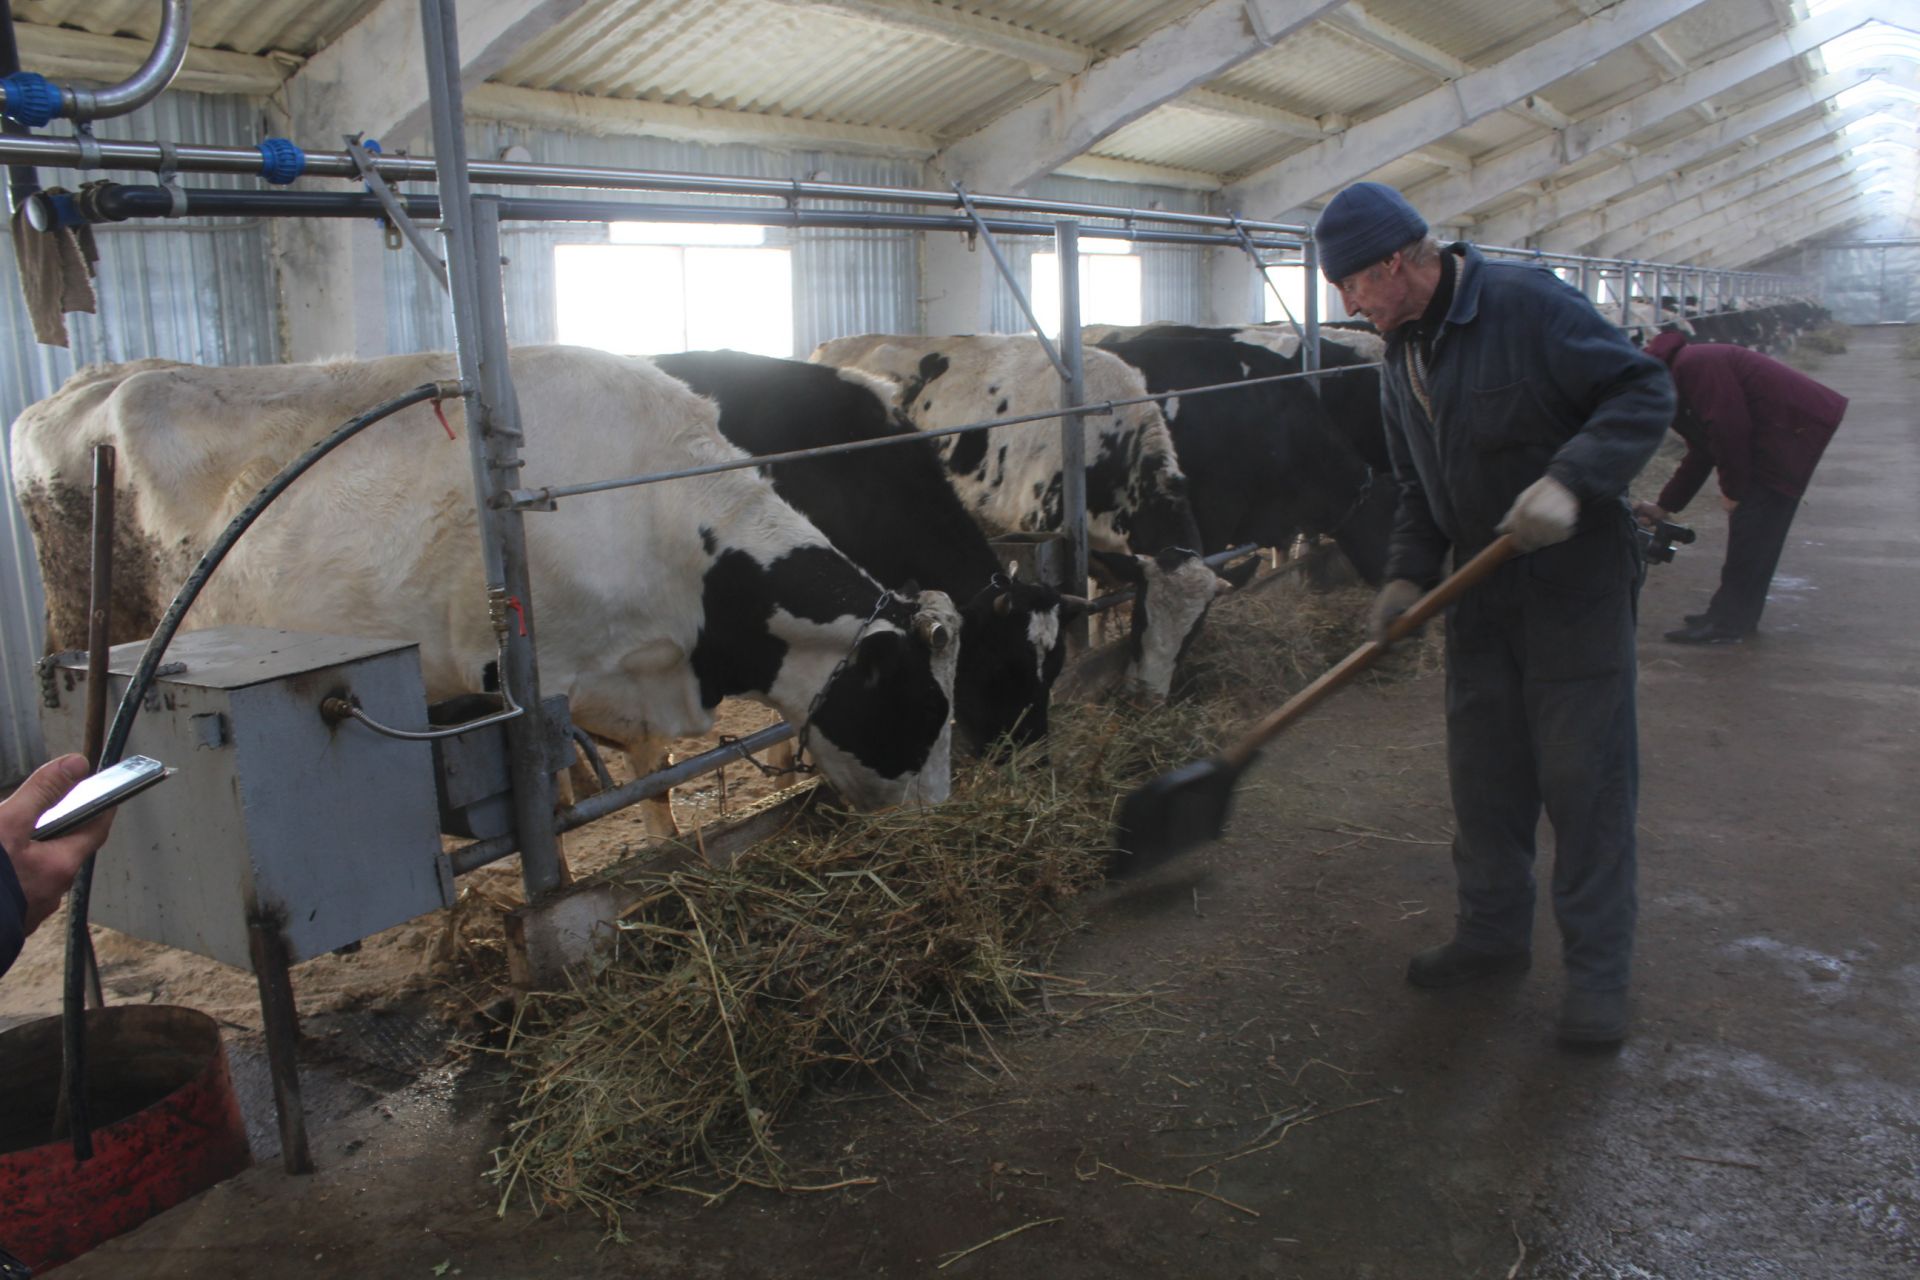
[1368,578,1426,648]
[1499,475,1578,552]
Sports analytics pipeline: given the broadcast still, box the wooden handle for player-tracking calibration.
[1221,535,1520,768]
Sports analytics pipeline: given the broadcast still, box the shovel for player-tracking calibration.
[1110,534,1520,875]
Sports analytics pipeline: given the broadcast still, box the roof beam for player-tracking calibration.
[282,0,592,146]
[1225,0,1714,219]
[1586,123,1909,257]
[1631,160,1862,257]
[1404,0,1888,226]
[1712,209,1871,268]
[1471,69,1874,247]
[10,21,294,97]
[935,0,1347,193]
[1530,103,1878,252]
[1635,177,1862,262]
[464,83,937,156]
[765,0,1091,79]
[1177,88,1327,140]
[1696,199,1866,267]
[1637,33,1717,124]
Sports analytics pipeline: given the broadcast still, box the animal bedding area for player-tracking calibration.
[21,331,1920,1279]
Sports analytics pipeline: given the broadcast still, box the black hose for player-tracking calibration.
[61,381,451,1158]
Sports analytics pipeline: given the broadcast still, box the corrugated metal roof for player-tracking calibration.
[962,0,1211,53]
[1365,0,1579,66]
[1092,106,1295,180]
[18,0,380,57]
[1216,25,1432,121]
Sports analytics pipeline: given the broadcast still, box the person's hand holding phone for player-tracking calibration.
[3,754,118,936]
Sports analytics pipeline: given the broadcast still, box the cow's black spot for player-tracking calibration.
[947,427,988,477]
[699,525,716,555]
[764,544,881,625]
[994,445,1008,486]
[996,398,1009,415]
[690,548,787,709]
[1039,472,1063,530]
[898,352,950,416]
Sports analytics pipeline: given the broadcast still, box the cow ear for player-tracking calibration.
[1089,549,1145,586]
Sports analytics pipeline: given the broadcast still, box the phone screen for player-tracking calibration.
[32,755,171,841]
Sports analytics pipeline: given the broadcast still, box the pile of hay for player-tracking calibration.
[485,561,1425,1228]
[488,697,1216,1222]
[1796,324,1850,356]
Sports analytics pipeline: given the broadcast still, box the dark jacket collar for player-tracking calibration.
[1445,242,1484,327]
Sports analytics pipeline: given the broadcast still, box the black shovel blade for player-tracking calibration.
[1108,755,1249,876]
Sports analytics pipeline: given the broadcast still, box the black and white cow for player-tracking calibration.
[652,350,1076,754]
[12,346,961,822]
[1096,336,1395,584]
[810,333,1231,696]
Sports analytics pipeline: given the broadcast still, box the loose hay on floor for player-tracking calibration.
[486,566,1423,1228]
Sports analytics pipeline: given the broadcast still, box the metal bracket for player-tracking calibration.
[345,135,449,293]
[500,487,557,512]
[952,183,1073,385]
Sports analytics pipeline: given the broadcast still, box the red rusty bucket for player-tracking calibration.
[0,1005,252,1272]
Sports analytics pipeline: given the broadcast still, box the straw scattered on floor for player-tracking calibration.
[485,558,1425,1229]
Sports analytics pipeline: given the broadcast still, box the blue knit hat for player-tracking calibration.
[1314,182,1429,283]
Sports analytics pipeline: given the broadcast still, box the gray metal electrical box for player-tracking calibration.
[40,627,453,970]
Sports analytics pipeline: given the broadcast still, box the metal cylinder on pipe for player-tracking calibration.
[1302,237,1321,385]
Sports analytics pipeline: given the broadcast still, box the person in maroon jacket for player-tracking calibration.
[1633,330,1847,643]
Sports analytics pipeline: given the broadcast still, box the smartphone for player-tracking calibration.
[32,755,172,841]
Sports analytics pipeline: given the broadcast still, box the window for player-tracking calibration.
[554,223,793,357]
[1029,238,1142,336]
[1259,263,1310,326]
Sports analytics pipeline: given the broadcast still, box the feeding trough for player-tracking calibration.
[0,1005,251,1272]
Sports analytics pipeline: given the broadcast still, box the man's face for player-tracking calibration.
[1335,253,1420,333]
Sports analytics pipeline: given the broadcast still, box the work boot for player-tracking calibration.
[1557,987,1629,1046]
[1406,941,1531,989]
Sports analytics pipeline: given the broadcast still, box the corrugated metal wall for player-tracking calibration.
[386,125,925,356]
[1818,244,1920,325]
[0,92,282,784]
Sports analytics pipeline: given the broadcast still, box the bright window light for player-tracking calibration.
[610,220,768,246]
[554,241,793,357]
[1258,264,1309,325]
[1029,250,1143,336]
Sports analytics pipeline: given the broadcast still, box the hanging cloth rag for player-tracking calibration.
[10,190,98,347]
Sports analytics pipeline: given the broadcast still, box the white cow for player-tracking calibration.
[810,333,1230,696]
[12,346,960,821]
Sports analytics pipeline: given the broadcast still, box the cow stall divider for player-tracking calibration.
[0,0,1814,1175]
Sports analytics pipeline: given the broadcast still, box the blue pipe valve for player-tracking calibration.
[1,71,61,127]
[256,137,306,185]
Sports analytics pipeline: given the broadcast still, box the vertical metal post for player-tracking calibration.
[1301,237,1321,381]
[1053,219,1088,643]
[249,917,313,1174]
[420,0,563,900]
[1651,266,1664,327]
[1579,260,1593,305]
[1620,265,1634,327]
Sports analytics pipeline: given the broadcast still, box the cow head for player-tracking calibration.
[802,588,961,810]
[1091,548,1234,697]
[951,578,1081,756]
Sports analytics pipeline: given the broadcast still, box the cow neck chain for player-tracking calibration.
[1324,465,1377,536]
[792,590,895,775]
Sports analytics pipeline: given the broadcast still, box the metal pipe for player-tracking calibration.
[1054,220,1089,644]
[0,0,39,214]
[35,182,1302,250]
[421,0,563,903]
[345,136,447,292]
[1302,237,1321,382]
[954,185,1069,381]
[505,359,1384,508]
[1,0,193,123]
[0,131,1310,236]
[449,722,799,874]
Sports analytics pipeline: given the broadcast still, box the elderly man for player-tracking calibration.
[1314,182,1674,1045]
[1633,330,1845,643]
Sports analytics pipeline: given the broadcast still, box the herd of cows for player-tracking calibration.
[8,295,1826,832]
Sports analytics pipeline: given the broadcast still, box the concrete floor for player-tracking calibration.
[46,325,1920,1278]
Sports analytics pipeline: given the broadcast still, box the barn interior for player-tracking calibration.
[1,2,1916,1277]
